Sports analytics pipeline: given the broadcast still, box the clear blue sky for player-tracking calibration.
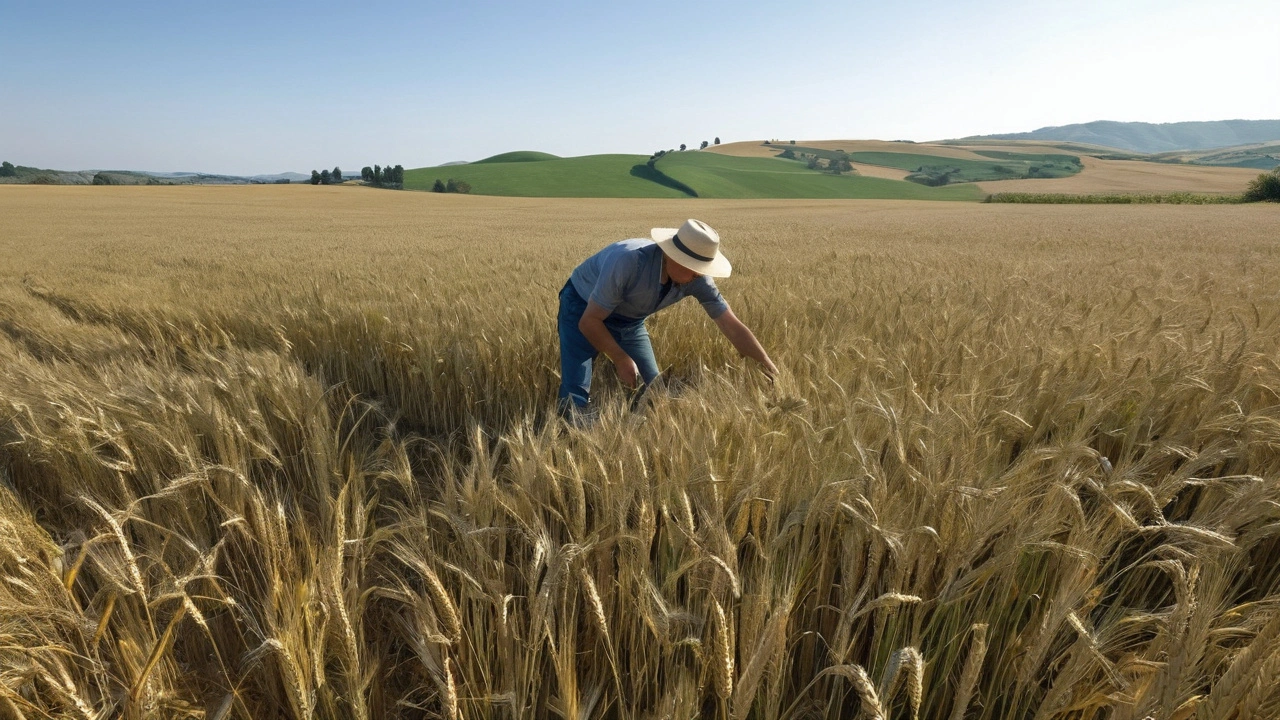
[3,0,1277,175]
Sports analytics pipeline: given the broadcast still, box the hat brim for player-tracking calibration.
[650,228,732,278]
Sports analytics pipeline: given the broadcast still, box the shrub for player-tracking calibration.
[92,172,116,185]
[906,171,953,187]
[1243,168,1280,202]
[444,179,472,194]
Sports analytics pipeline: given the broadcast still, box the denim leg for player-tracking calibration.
[612,319,660,385]
[558,286,595,410]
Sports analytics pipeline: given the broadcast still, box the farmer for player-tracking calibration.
[557,219,778,416]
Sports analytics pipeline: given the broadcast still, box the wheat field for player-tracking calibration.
[3,185,1280,719]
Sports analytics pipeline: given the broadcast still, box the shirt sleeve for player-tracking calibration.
[587,249,635,313]
[687,277,730,319]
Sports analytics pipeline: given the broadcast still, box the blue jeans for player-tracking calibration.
[558,281,660,411]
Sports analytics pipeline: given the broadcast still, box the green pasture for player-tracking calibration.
[471,151,562,164]
[849,151,1082,185]
[403,150,987,199]
[655,151,983,200]
[402,154,689,198]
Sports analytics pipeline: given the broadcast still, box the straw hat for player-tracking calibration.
[650,219,732,278]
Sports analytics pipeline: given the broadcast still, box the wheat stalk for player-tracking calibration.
[949,624,987,720]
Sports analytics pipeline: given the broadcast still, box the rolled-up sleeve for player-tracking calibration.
[688,278,730,319]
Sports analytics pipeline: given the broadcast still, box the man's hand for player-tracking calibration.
[579,300,641,388]
[615,356,640,389]
[761,359,779,384]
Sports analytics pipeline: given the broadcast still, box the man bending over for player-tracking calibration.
[557,218,777,416]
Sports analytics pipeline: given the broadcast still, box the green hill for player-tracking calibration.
[655,152,983,200]
[402,154,690,198]
[403,150,986,200]
[848,151,1081,185]
[471,151,561,164]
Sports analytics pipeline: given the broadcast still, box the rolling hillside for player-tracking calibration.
[654,151,982,200]
[404,150,983,200]
[711,139,1265,195]
[402,154,689,198]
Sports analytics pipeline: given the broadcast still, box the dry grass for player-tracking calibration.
[3,185,1280,719]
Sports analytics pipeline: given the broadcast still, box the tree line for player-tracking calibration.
[362,165,404,186]
[309,165,405,186]
[647,137,721,165]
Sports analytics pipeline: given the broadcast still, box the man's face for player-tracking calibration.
[665,255,702,284]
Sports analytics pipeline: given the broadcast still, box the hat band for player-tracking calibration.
[672,234,714,263]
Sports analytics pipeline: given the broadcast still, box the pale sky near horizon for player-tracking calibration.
[3,0,1278,175]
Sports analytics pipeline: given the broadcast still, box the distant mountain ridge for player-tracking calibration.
[963,119,1280,154]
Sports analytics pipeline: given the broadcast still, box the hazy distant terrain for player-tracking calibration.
[5,118,1276,197]
[965,119,1280,154]
[0,165,308,185]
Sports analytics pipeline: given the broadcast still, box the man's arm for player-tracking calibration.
[579,300,640,388]
[713,309,778,380]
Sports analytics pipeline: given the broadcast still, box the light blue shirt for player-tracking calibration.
[569,239,730,320]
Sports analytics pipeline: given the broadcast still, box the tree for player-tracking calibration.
[311,170,321,185]
[374,165,382,184]
[0,161,15,177]
[700,140,709,150]
[432,179,446,192]
[829,151,852,174]
[333,167,343,182]
[807,157,820,170]
[452,180,471,194]
[446,179,458,193]
[392,165,404,184]
[680,144,687,151]
[1244,167,1280,202]
[714,137,720,145]
[320,169,331,185]
[361,166,373,182]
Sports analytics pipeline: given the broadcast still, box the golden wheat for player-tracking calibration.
[1,185,1280,718]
